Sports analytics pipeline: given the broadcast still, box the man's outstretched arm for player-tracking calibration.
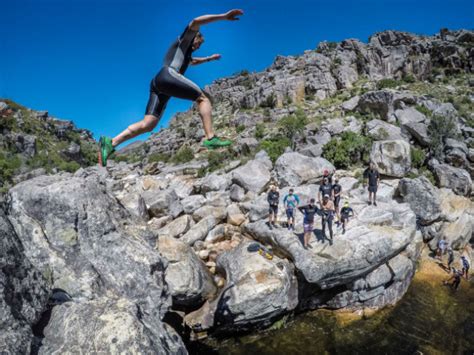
[189,9,243,30]
[191,54,221,65]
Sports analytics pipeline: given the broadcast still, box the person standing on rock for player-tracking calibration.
[366,163,380,206]
[461,256,470,280]
[283,188,300,231]
[446,247,454,272]
[298,198,319,249]
[318,177,333,204]
[436,237,448,260]
[340,200,355,235]
[443,268,463,291]
[267,185,280,229]
[98,9,244,166]
[320,194,335,241]
[332,176,342,223]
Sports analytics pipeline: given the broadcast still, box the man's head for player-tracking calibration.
[289,188,294,195]
[344,201,349,208]
[192,32,205,51]
[323,169,329,177]
[335,176,339,183]
[370,162,375,170]
[323,194,329,201]
[310,198,315,205]
[323,177,328,184]
[271,184,277,191]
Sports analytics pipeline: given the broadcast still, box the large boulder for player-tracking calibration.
[144,188,183,218]
[431,161,472,196]
[157,236,216,308]
[0,210,50,354]
[156,214,194,238]
[231,159,271,193]
[394,107,430,146]
[398,177,442,225]
[7,174,184,352]
[274,152,335,187]
[40,298,186,355]
[370,140,411,177]
[244,202,415,290]
[366,119,404,141]
[214,240,298,331]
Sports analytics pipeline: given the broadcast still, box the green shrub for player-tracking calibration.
[420,167,436,186]
[322,132,372,169]
[260,137,291,163]
[411,147,426,168]
[148,152,170,163]
[428,114,459,159]
[255,123,265,139]
[415,105,432,117]
[236,124,246,134]
[278,109,308,149]
[58,161,80,173]
[171,145,194,164]
[377,78,400,90]
[403,74,416,83]
[0,153,22,182]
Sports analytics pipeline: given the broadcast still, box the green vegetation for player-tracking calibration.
[171,145,194,164]
[322,132,372,169]
[255,123,265,139]
[376,78,401,90]
[236,124,246,134]
[259,137,291,163]
[197,148,235,177]
[0,153,22,184]
[402,74,416,83]
[428,114,459,159]
[411,147,426,169]
[415,105,432,117]
[148,152,170,163]
[278,108,308,149]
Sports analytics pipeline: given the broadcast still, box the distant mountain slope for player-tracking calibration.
[0,99,97,191]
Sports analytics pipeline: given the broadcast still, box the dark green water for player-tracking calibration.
[190,259,474,355]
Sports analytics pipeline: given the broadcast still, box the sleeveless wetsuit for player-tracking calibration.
[145,25,203,118]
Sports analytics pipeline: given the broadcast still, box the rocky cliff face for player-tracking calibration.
[0,100,97,192]
[1,28,473,353]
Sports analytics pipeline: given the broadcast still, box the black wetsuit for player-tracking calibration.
[319,183,333,200]
[267,191,280,215]
[146,25,203,118]
[332,183,342,208]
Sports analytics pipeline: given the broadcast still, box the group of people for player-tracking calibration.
[438,237,471,291]
[266,170,355,249]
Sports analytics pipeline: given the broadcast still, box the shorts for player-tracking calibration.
[303,223,314,233]
[368,185,378,193]
[145,66,203,117]
[334,196,341,208]
[269,205,278,215]
[341,214,350,222]
[286,208,295,219]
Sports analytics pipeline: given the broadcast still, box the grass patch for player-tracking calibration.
[322,132,372,169]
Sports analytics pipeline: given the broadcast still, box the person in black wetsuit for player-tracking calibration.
[318,177,333,204]
[332,176,342,223]
[267,185,280,229]
[98,9,244,166]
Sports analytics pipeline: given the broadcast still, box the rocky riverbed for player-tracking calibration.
[1,27,473,354]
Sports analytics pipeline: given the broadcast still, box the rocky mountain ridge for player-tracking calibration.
[1,28,473,354]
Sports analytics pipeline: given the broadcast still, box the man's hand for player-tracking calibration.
[209,54,221,61]
[225,9,244,21]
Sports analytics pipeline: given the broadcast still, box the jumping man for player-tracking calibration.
[98,9,244,166]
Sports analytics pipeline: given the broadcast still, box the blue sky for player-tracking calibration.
[1,0,472,146]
